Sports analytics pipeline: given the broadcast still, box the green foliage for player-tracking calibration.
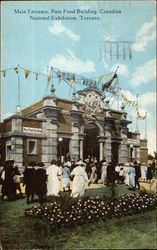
[0,196,156,249]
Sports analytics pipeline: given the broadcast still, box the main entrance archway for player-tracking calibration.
[83,123,100,161]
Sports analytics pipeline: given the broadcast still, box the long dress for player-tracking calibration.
[90,164,97,184]
[70,166,88,197]
[128,166,136,188]
[46,164,61,196]
[141,164,147,181]
[62,166,70,188]
[124,166,130,186]
[101,163,108,185]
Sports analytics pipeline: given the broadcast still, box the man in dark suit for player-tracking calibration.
[134,161,141,190]
[1,160,14,201]
[35,162,47,204]
[23,161,36,204]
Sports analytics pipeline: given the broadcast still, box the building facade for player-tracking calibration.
[0,87,148,169]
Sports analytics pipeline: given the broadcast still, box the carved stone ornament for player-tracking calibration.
[77,88,108,113]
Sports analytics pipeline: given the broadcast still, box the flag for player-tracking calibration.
[113,77,118,87]
[48,75,51,84]
[2,70,6,77]
[123,98,129,106]
[58,77,62,85]
[70,79,74,85]
[98,75,103,84]
[102,73,118,91]
[14,67,18,74]
[25,69,30,79]
[36,73,38,80]
[107,74,111,80]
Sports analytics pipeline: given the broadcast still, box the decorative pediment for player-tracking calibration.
[77,88,108,113]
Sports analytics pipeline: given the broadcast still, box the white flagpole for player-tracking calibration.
[136,94,139,132]
[144,112,147,139]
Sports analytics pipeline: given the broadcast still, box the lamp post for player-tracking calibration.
[130,144,133,162]
[58,137,63,163]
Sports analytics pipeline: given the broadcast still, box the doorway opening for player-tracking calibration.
[83,123,99,161]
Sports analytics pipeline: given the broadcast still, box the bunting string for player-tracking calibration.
[0,64,147,121]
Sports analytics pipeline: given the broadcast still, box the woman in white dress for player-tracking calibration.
[124,162,130,186]
[46,159,62,196]
[141,162,147,182]
[70,160,89,197]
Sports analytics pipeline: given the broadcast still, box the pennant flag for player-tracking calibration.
[102,73,118,92]
[107,74,111,80]
[98,75,103,84]
[35,73,38,80]
[2,70,6,77]
[70,79,74,85]
[14,67,18,74]
[48,75,51,84]
[25,69,30,79]
[58,77,62,85]
[123,98,129,106]
[113,77,118,87]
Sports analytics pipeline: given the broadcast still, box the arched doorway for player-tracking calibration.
[83,123,99,161]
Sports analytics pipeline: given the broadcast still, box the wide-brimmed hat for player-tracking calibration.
[130,162,134,167]
[142,162,146,166]
[75,160,85,166]
[63,162,69,167]
[124,162,129,167]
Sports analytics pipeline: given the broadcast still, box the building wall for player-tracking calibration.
[23,119,42,128]
[22,100,44,116]
[140,139,148,164]
[57,100,72,111]
[58,114,71,132]
[23,138,42,165]
[4,119,12,132]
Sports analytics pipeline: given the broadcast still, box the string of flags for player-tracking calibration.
[120,91,147,120]
[120,91,137,107]
[0,64,147,121]
[0,64,116,89]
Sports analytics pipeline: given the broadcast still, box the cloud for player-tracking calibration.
[48,50,96,74]
[147,127,156,155]
[132,16,156,52]
[3,112,14,120]
[49,21,80,41]
[139,92,156,107]
[129,58,156,87]
[104,35,116,42]
[111,63,129,77]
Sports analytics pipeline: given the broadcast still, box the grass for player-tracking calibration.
[0,185,156,249]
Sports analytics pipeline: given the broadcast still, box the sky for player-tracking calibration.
[1,0,156,155]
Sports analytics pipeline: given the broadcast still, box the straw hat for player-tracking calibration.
[75,160,85,166]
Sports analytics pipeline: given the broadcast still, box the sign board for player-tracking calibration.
[23,127,42,134]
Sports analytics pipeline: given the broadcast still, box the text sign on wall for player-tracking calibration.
[23,127,42,134]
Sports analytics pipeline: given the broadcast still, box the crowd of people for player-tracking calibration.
[0,157,156,204]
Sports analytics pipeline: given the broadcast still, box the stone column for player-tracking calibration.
[11,116,23,167]
[98,136,105,161]
[70,108,82,161]
[105,132,112,162]
[42,117,58,166]
[120,122,129,163]
[104,118,112,162]
[136,132,141,162]
[80,139,84,160]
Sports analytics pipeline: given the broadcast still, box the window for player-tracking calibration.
[6,142,11,160]
[27,139,37,155]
